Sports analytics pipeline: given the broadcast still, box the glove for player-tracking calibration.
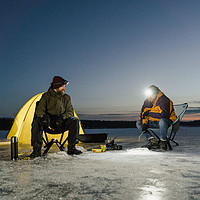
[55,116,64,129]
[142,123,148,133]
[39,115,50,129]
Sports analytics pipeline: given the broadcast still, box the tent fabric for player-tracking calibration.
[7,93,84,144]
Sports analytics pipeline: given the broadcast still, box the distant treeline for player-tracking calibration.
[81,120,137,129]
[0,118,200,130]
[180,120,200,127]
[82,120,200,128]
[0,118,137,130]
[0,118,14,130]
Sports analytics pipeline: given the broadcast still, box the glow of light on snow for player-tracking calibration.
[140,178,165,200]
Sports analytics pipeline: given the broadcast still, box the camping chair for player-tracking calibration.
[148,103,188,150]
[42,128,68,155]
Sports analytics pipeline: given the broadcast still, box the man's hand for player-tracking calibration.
[39,115,50,129]
[55,116,64,129]
[142,123,148,133]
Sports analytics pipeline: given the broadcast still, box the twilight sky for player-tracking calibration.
[1,0,200,121]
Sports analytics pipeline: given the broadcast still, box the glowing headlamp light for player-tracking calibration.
[63,80,69,85]
[145,88,153,97]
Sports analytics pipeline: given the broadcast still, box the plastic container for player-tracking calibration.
[92,149,102,153]
[100,145,106,152]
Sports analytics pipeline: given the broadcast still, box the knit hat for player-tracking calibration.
[51,76,69,89]
[148,85,159,95]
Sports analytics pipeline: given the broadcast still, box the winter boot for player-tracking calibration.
[141,138,160,150]
[67,145,82,155]
[159,141,168,151]
[30,142,42,158]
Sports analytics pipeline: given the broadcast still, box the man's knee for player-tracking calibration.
[64,117,79,129]
[159,118,172,127]
[70,117,79,125]
[159,118,167,126]
[71,116,79,121]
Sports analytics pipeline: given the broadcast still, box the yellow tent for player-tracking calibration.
[7,93,84,145]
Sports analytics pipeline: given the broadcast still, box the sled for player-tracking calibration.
[79,133,107,143]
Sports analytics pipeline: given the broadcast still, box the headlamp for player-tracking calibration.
[145,88,153,97]
[63,80,69,85]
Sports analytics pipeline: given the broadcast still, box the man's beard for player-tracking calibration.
[58,90,65,95]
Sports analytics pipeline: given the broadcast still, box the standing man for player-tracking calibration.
[136,85,177,151]
[30,76,82,158]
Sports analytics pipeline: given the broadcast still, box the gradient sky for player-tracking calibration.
[1,0,200,121]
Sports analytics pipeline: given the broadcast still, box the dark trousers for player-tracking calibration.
[31,116,79,149]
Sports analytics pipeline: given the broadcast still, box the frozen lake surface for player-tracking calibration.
[0,127,200,200]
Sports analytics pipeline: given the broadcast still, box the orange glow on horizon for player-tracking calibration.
[182,115,200,121]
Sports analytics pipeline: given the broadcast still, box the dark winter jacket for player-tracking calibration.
[141,90,177,125]
[36,87,74,119]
